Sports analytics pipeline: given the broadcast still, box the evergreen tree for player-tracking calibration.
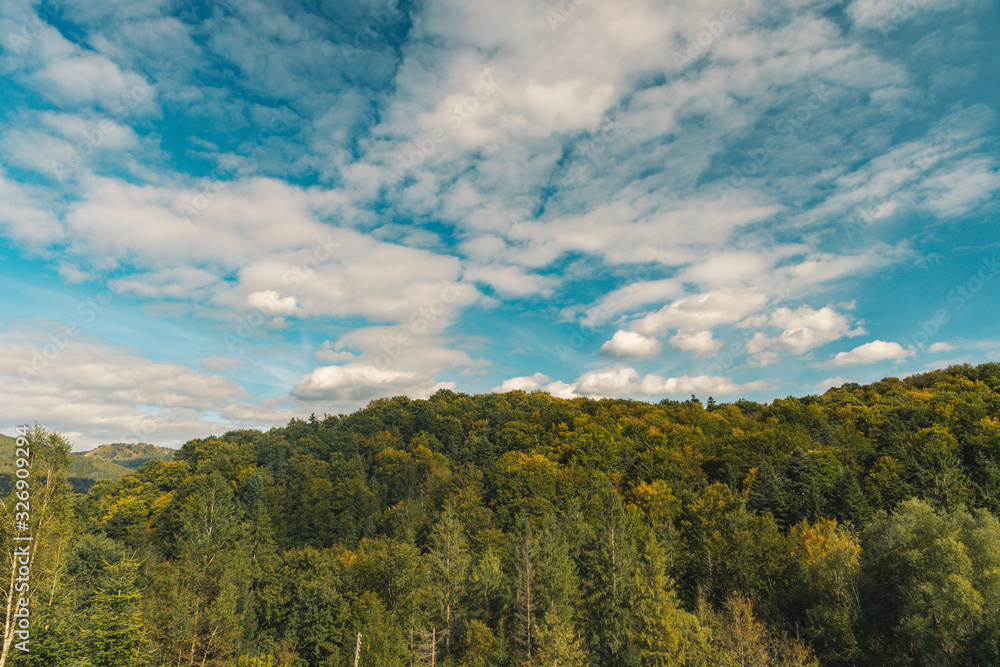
[78,555,152,667]
[579,491,638,666]
[426,506,471,654]
[746,462,787,523]
[784,449,823,527]
[628,533,700,666]
[533,609,588,666]
[825,467,869,528]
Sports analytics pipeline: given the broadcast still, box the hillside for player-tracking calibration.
[0,433,131,493]
[80,441,175,469]
[10,362,1000,666]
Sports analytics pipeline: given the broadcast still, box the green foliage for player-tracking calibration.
[859,498,1000,666]
[25,363,1000,666]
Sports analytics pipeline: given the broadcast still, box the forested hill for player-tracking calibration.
[79,441,175,469]
[14,363,1000,666]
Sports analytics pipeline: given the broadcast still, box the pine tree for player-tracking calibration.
[79,555,152,667]
[426,506,471,654]
[826,467,868,528]
[533,609,588,666]
[629,534,698,666]
[746,462,788,524]
[579,491,637,665]
[784,450,823,527]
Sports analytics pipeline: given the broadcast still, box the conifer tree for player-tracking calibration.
[426,506,471,654]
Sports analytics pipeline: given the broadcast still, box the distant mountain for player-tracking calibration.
[0,436,174,493]
[79,442,175,469]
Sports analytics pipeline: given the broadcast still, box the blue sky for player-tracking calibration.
[1,0,998,449]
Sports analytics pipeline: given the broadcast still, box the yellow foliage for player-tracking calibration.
[150,490,175,518]
[629,480,680,526]
[792,518,860,573]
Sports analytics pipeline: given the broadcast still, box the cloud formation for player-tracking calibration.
[0,0,996,444]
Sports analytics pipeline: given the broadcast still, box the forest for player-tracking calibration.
[4,362,1000,666]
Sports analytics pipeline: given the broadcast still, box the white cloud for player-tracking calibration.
[669,330,723,357]
[918,157,1000,218]
[679,252,774,287]
[748,306,866,357]
[574,367,641,397]
[59,175,483,324]
[112,267,219,300]
[600,330,662,360]
[813,376,855,393]
[0,326,246,449]
[315,341,357,363]
[462,263,559,297]
[633,290,770,337]
[579,278,682,328]
[246,290,299,316]
[491,372,552,393]
[928,342,954,353]
[501,365,769,400]
[847,0,969,29]
[0,172,64,245]
[830,339,910,366]
[636,374,767,398]
[291,363,452,402]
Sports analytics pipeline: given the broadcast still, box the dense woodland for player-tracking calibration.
[5,363,1000,666]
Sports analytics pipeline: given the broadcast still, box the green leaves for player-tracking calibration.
[859,499,1000,665]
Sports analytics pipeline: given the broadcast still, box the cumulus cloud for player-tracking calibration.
[462,263,559,297]
[492,366,765,400]
[246,290,299,316]
[0,172,64,245]
[491,372,551,392]
[292,364,439,402]
[633,290,770,338]
[490,374,580,398]
[748,306,866,358]
[636,374,767,398]
[830,339,910,366]
[575,367,641,396]
[814,376,856,393]
[669,330,723,357]
[601,330,662,359]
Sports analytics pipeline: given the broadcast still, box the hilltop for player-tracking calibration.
[79,441,175,469]
[0,436,174,493]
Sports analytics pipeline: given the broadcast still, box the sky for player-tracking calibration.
[0,0,998,450]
